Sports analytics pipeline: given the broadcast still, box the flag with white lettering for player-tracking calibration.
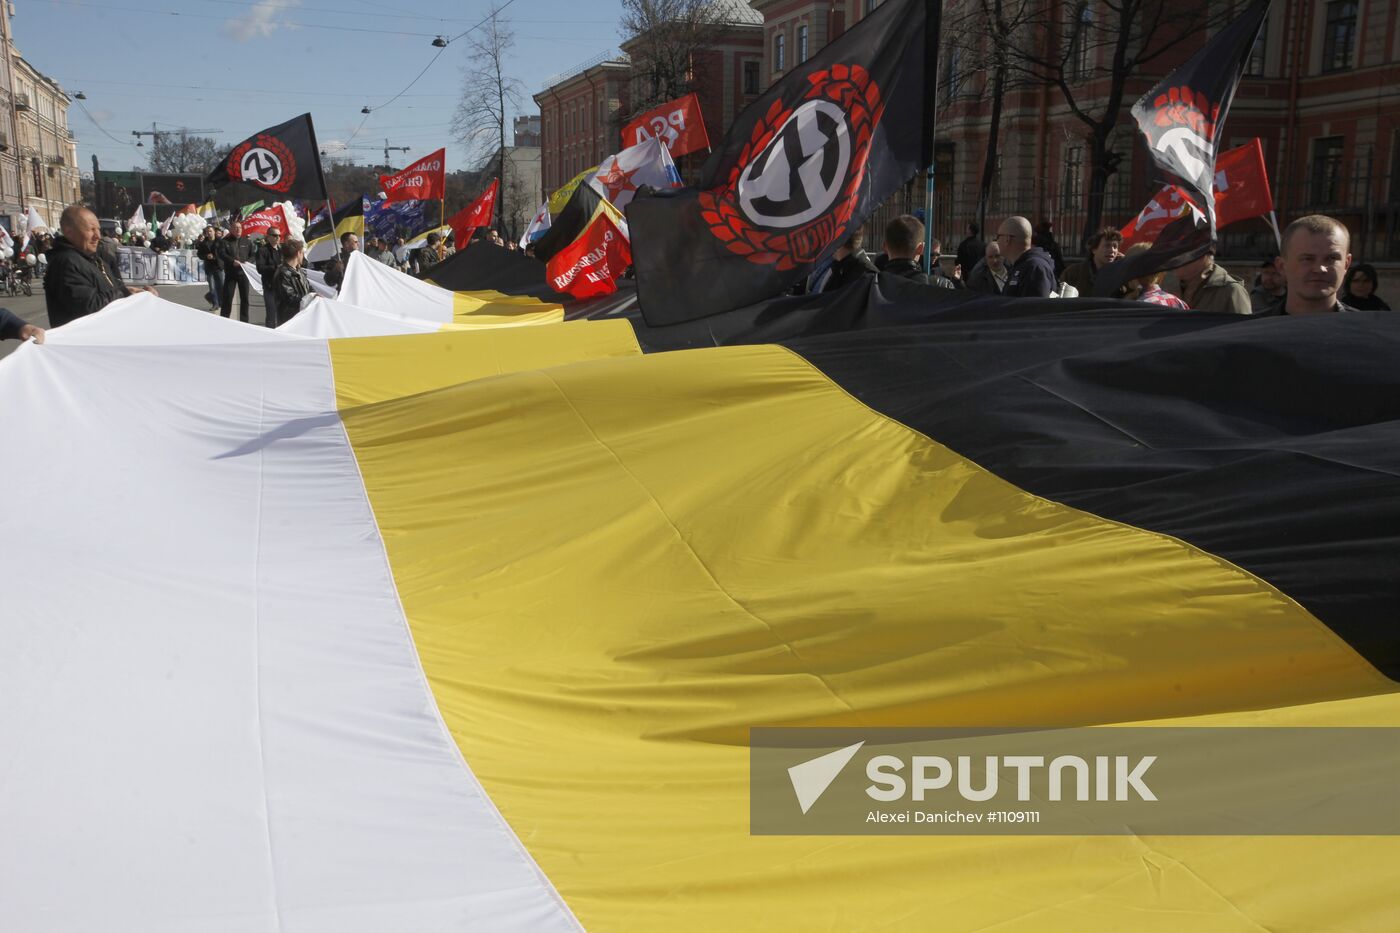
[379,147,446,203]
[206,113,328,205]
[241,204,291,238]
[626,0,932,324]
[546,210,631,299]
[587,136,682,212]
[621,93,710,159]
[1129,0,1270,232]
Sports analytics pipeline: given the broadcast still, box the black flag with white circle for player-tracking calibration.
[207,113,328,206]
[626,0,931,325]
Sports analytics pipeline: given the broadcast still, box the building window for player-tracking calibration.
[944,47,962,101]
[864,0,879,13]
[1309,136,1345,205]
[743,60,760,95]
[1067,3,1093,81]
[1245,15,1268,76]
[797,25,809,64]
[774,32,785,72]
[1321,1,1356,73]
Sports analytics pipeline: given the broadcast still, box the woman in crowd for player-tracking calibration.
[1342,263,1390,310]
[1123,242,1189,309]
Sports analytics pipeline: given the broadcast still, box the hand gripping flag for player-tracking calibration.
[1121,139,1275,247]
[379,147,446,203]
[587,136,683,212]
[622,93,711,159]
[207,113,328,205]
[447,179,499,247]
[627,0,931,324]
[546,210,632,299]
[1129,0,1270,233]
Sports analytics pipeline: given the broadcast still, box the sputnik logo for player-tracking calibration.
[787,742,864,814]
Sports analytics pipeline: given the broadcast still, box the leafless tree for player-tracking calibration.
[619,0,727,115]
[452,4,525,230]
[147,132,220,174]
[957,0,1231,244]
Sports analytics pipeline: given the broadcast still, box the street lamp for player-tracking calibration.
[361,106,371,114]
[74,91,87,100]
[432,36,447,47]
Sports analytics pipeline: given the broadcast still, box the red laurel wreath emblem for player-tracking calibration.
[699,63,884,271]
[1151,85,1221,141]
[227,134,298,194]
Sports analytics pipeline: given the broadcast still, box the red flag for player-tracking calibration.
[1213,137,1273,228]
[447,179,498,247]
[620,93,710,159]
[545,211,631,299]
[241,204,290,237]
[379,147,446,203]
[1121,138,1273,246]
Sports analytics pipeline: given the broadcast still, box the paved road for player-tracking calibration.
[0,278,273,360]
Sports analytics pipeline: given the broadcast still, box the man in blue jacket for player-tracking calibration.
[996,215,1057,298]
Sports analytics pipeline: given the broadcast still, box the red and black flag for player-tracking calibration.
[627,0,932,324]
[206,113,329,206]
[1130,0,1270,233]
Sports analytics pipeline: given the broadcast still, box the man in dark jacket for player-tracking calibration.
[997,215,1057,298]
[1252,214,1359,317]
[322,231,359,289]
[1033,219,1066,279]
[268,239,311,328]
[216,220,254,321]
[1061,226,1122,295]
[195,225,223,312]
[253,229,282,284]
[955,222,984,281]
[44,205,150,328]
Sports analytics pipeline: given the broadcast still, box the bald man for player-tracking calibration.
[44,204,151,328]
[996,215,1057,298]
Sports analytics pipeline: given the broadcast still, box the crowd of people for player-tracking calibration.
[0,201,1392,347]
[886,213,1390,314]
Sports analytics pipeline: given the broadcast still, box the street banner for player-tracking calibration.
[447,179,499,248]
[621,93,711,158]
[546,210,631,299]
[1121,139,1274,247]
[379,147,447,203]
[1129,0,1270,232]
[587,136,683,211]
[627,0,932,323]
[241,204,291,238]
[207,112,329,204]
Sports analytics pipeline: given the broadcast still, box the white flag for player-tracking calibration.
[24,205,48,233]
[519,202,551,249]
[586,136,683,211]
[128,205,146,232]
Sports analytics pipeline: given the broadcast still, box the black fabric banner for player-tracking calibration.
[207,113,328,205]
[627,0,929,325]
[1130,0,1270,230]
[532,182,608,265]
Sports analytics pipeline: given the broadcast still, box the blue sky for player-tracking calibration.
[16,0,627,177]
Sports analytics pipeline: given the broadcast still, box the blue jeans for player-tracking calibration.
[205,265,225,307]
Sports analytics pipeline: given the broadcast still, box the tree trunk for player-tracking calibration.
[977,60,1006,235]
[1083,127,1115,246]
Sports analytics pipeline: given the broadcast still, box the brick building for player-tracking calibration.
[534,1,1399,262]
[534,54,631,198]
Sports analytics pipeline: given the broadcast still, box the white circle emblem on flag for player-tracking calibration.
[240,147,285,187]
[737,100,851,229]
